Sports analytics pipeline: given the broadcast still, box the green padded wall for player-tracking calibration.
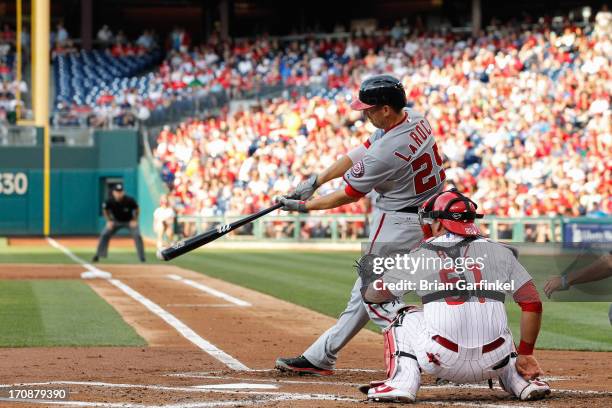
[0,128,140,235]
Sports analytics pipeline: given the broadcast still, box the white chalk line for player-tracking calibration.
[427,383,611,395]
[172,368,381,376]
[109,279,249,371]
[3,380,608,398]
[2,379,609,408]
[45,237,249,372]
[168,373,361,387]
[165,304,244,308]
[0,381,358,404]
[0,399,132,408]
[419,402,532,408]
[166,274,251,307]
[0,381,272,395]
[190,383,277,390]
[0,397,308,408]
[46,237,104,275]
[166,373,580,391]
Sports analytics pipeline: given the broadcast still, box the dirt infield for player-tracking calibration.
[0,262,610,408]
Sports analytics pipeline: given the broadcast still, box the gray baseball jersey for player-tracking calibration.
[382,234,533,347]
[343,108,446,211]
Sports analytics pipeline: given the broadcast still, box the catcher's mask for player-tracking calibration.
[418,189,484,239]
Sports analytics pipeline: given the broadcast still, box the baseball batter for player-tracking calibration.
[275,75,446,375]
[359,190,551,402]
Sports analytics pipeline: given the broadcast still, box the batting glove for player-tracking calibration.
[289,174,319,200]
[276,196,308,213]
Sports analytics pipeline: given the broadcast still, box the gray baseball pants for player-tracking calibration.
[94,222,145,261]
[302,207,423,370]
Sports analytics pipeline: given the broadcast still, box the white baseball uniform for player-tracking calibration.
[303,108,446,370]
[376,233,539,399]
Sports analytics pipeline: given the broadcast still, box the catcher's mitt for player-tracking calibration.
[355,253,381,298]
[355,253,379,282]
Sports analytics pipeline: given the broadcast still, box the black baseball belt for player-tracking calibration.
[396,205,419,213]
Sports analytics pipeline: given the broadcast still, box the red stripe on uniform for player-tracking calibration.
[368,213,386,254]
[364,140,371,148]
[518,301,543,312]
[342,176,367,198]
[432,335,459,352]
[369,303,393,324]
[344,184,367,198]
[482,337,505,353]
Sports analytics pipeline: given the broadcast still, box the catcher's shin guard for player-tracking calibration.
[380,322,421,398]
[383,325,399,379]
[383,320,419,374]
[383,306,422,379]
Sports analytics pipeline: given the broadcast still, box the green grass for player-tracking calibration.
[0,280,146,347]
[1,245,610,351]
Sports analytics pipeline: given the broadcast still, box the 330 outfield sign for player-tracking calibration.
[0,172,28,195]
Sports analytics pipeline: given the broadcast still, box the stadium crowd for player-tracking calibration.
[0,25,28,125]
[153,11,611,242]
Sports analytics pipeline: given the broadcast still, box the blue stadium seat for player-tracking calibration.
[53,49,162,110]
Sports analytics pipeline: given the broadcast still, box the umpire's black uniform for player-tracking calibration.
[93,184,145,262]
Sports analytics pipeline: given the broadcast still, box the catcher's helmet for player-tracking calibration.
[350,74,407,111]
[419,189,484,239]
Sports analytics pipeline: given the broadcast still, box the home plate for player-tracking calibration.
[191,383,279,390]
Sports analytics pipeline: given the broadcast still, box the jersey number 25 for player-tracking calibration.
[412,143,446,194]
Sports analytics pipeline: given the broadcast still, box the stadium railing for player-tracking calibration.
[0,125,37,146]
[50,127,95,146]
[174,214,612,244]
[142,89,229,128]
[0,125,95,147]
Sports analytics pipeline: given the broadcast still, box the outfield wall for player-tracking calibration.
[0,128,141,236]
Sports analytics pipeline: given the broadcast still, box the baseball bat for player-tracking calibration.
[157,202,283,261]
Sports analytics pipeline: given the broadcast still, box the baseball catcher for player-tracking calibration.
[360,190,551,402]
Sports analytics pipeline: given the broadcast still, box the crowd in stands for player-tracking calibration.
[3,9,604,240]
[52,48,164,127]
[51,24,168,127]
[0,25,28,125]
[154,96,371,241]
[152,9,611,242]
